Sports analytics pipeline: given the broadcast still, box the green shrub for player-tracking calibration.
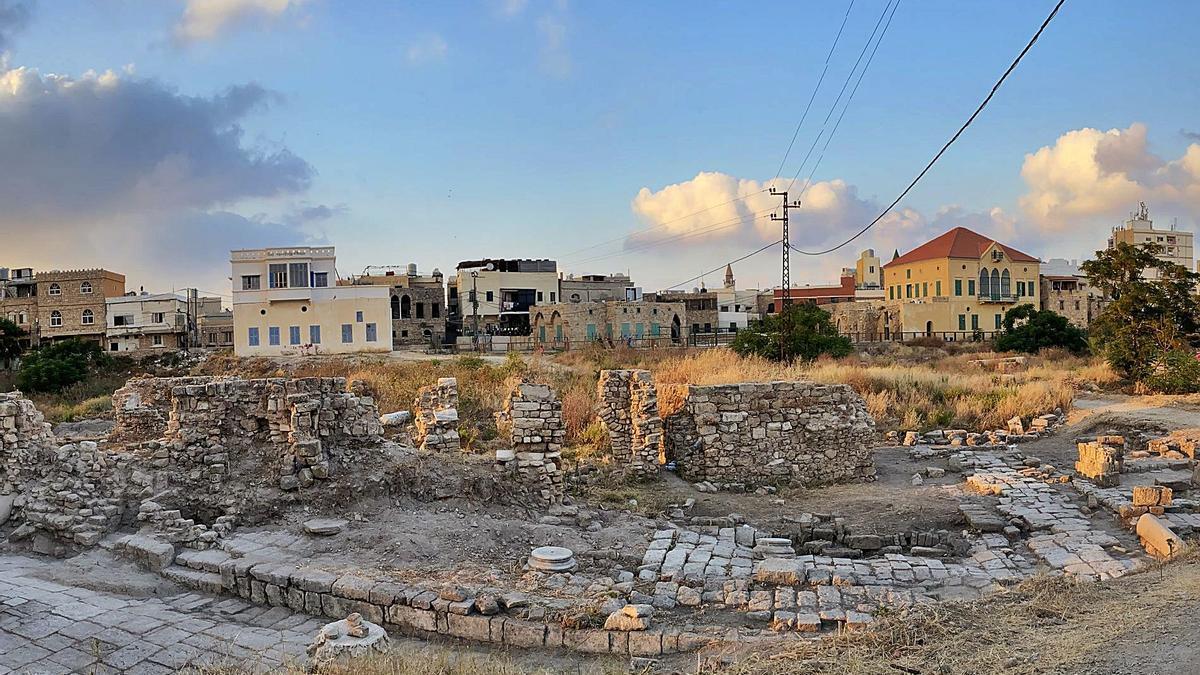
[1145,349,1200,394]
[994,304,1088,354]
[731,304,852,362]
[16,339,109,393]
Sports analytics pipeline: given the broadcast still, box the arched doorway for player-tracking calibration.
[400,295,412,319]
[670,314,682,342]
[390,295,400,320]
[990,269,1000,300]
[925,320,933,337]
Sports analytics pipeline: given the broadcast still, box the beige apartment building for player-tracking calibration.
[1107,202,1193,278]
[0,267,125,346]
[883,227,1040,337]
[231,246,391,356]
[449,259,559,336]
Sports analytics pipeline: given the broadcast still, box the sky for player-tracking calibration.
[2,0,1200,300]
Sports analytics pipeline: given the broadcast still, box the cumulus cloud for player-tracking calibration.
[174,0,307,44]
[1019,122,1200,231]
[405,33,448,65]
[0,0,32,51]
[0,64,318,291]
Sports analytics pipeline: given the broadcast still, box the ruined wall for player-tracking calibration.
[0,391,56,492]
[110,376,226,445]
[661,381,876,488]
[493,383,566,507]
[1076,436,1124,487]
[413,378,460,452]
[596,370,662,479]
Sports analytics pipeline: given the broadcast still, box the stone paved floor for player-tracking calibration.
[0,553,324,674]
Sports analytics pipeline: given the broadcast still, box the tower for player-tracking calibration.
[723,264,735,290]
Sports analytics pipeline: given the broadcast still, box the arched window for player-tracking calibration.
[81,309,94,325]
[48,283,61,296]
[1000,269,1011,298]
[390,295,400,320]
[400,295,412,319]
[50,310,62,327]
[978,268,990,298]
[80,281,92,294]
[990,269,1000,300]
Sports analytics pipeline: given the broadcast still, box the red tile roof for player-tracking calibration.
[884,227,1039,268]
[774,276,856,299]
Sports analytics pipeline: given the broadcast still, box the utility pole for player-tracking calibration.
[470,271,481,352]
[770,187,802,361]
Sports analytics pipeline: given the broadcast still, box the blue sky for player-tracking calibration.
[3,0,1199,295]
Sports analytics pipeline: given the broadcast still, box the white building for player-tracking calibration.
[231,246,392,356]
[1107,202,1194,279]
[714,264,762,332]
[449,258,559,336]
[105,293,189,353]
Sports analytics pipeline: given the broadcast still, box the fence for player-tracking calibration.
[839,330,1000,344]
[456,331,738,354]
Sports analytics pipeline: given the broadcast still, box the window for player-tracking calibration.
[49,310,62,327]
[1000,269,1011,297]
[486,291,494,302]
[968,280,976,296]
[889,287,894,300]
[342,324,353,343]
[268,264,289,289]
[905,284,912,299]
[556,324,564,341]
[152,334,163,346]
[310,325,321,344]
[621,323,631,337]
[550,292,556,302]
[537,291,544,302]
[650,323,661,336]
[81,309,94,325]
[922,282,928,297]
[905,269,911,279]
[48,283,61,296]
[994,314,1002,329]
[1075,300,1080,311]
[971,314,979,330]
[416,302,424,319]
[958,314,966,331]
[355,311,364,323]
[979,268,990,297]
[954,279,962,296]
[586,324,597,340]
[1059,300,1064,310]
[242,275,261,291]
[268,326,280,346]
[114,314,133,326]
[80,281,92,294]
[366,323,378,342]
[248,327,260,346]
[17,312,25,324]
[285,263,308,288]
[935,281,941,296]
[432,303,440,318]
[110,342,118,352]
[152,312,164,323]
[1017,281,1025,296]
[289,326,301,345]
[312,272,328,288]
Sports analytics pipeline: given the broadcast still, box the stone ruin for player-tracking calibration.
[660,381,877,488]
[1075,435,1125,487]
[493,383,565,508]
[413,377,460,452]
[596,370,663,479]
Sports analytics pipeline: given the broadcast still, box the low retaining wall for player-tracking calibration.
[661,381,876,487]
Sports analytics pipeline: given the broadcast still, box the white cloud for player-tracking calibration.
[405,33,448,65]
[174,0,307,45]
[536,12,570,78]
[1019,122,1200,231]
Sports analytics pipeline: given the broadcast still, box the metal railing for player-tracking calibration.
[839,330,999,344]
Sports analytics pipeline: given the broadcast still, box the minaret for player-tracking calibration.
[723,263,735,289]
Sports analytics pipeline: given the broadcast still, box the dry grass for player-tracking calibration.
[724,553,1200,675]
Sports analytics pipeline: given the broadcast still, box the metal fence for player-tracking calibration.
[838,330,1000,344]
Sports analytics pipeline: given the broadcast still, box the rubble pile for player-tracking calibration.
[596,369,662,479]
[661,381,876,487]
[413,377,460,452]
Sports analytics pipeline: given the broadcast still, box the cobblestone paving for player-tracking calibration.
[0,554,323,674]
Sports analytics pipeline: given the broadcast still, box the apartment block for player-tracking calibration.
[0,268,125,346]
[450,259,559,336]
[344,264,446,346]
[231,246,391,356]
[559,273,634,303]
[1107,202,1193,279]
[105,293,189,353]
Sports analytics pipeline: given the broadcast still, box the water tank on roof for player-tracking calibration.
[432,268,443,278]
[407,263,418,276]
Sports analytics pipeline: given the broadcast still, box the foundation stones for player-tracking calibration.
[528,545,578,572]
[1076,436,1125,487]
[753,537,797,560]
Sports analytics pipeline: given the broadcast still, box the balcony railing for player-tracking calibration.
[977,293,1016,303]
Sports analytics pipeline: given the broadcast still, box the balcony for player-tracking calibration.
[977,293,1017,304]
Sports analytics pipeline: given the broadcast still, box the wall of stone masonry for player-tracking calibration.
[110,376,225,446]
[493,383,566,508]
[0,391,56,492]
[660,381,876,487]
[413,377,460,452]
[596,370,662,479]
[1076,436,1125,487]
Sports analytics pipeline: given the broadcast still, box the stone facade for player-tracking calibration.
[531,301,688,347]
[35,268,126,343]
[413,378,461,451]
[660,382,876,488]
[1039,275,1109,329]
[596,370,662,479]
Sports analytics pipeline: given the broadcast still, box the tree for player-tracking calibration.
[0,318,24,368]
[16,338,109,393]
[994,304,1088,354]
[1082,242,1200,382]
[731,303,852,362]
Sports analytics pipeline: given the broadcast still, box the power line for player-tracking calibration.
[792,0,1066,257]
[783,0,897,195]
[772,0,856,182]
[666,240,782,291]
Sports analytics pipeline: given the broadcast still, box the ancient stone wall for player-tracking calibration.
[110,376,225,445]
[494,383,566,507]
[413,378,460,452]
[596,370,661,478]
[0,391,56,492]
[1076,436,1124,487]
[661,381,876,488]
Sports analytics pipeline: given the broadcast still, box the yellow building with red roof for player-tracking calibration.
[882,227,1040,338]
